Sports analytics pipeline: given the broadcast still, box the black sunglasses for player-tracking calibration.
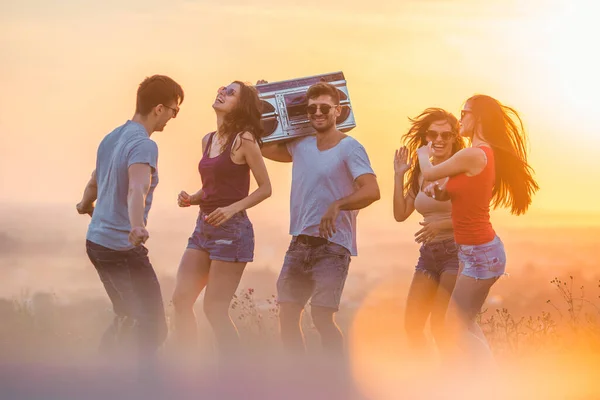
[425,130,455,141]
[460,110,472,120]
[306,104,337,115]
[164,105,179,118]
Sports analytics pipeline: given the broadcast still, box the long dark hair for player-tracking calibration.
[467,95,539,215]
[402,108,464,197]
[219,81,265,152]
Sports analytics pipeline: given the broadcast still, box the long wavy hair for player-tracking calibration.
[467,95,539,215]
[402,108,464,197]
[218,81,265,152]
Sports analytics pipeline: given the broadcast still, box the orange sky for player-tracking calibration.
[1,0,599,222]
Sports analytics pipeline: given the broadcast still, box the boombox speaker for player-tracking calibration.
[256,71,356,143]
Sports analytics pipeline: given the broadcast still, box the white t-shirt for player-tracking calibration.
[286,135,375,256]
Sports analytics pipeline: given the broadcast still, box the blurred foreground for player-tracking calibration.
[1,273,599,400]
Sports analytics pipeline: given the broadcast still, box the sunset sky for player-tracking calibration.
[1,0,599,222]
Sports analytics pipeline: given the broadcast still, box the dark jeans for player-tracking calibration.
[86,240,167,360]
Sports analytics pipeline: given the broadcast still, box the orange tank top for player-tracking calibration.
[445,146,496,245]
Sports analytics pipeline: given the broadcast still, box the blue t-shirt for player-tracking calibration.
[286,136,375,256]
[87,121,159,250]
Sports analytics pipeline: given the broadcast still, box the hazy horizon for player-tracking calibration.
[1,201,598,302]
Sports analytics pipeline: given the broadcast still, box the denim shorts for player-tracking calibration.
[415,237,460,281]
[187,210,254,263]
[277,235,351,311]
[458,235,506,280]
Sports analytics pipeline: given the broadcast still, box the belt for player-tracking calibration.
[296,234,329,247]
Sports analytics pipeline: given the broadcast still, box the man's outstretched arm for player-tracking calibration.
[76,170,97,216]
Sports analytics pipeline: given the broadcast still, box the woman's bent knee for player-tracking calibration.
[172,290,196,311]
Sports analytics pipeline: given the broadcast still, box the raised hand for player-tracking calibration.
[394,146,412,175]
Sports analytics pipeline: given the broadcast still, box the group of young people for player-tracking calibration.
[76,74,538,372]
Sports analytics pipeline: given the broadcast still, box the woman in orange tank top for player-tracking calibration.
[416,95,539,370]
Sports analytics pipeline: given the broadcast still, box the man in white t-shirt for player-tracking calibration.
[262,82,380,357]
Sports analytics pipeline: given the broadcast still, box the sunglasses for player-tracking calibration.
[460,110,472,120]
[218,86,237,97]
[306,104,337,115]
[425,130,455,141]
[164,105,179,118]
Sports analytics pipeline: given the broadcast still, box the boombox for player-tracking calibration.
[256,71,356,143]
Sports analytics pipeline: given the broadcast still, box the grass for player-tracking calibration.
[477,276,600,359]
[1,275,599,400]
[1,275,599,362]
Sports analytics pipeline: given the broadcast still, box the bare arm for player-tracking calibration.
[261,141,293,163]
[188,189,204,205]
[418,146,487,182]
[232,132,272,210]
[77,170,97,216]
[127,163,152,230]
[179,187,204,206]
[337,173,380,211]
[393,171,416,222]
[319,173,380,238]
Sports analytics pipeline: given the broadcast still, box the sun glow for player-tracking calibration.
[542,2,600,116]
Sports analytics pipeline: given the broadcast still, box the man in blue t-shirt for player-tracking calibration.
[262,82,380,358]
[76,75,184,363]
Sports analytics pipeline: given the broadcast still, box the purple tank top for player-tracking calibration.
[198,132,250,214]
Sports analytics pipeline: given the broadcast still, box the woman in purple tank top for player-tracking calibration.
[171,81,271,364]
